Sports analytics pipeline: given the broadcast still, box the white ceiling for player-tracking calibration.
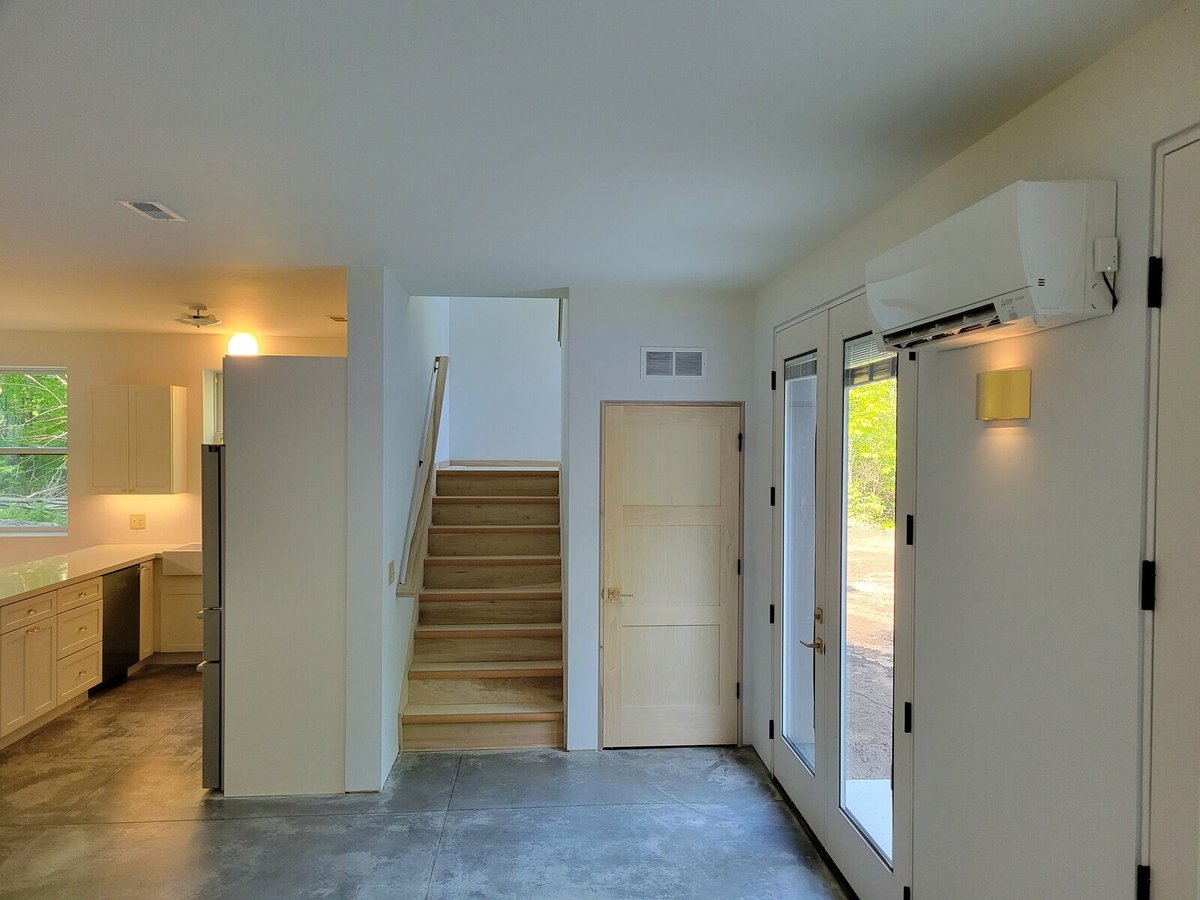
[0,0,1171,323]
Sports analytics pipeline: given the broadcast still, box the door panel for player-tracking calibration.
[773,296,914,900]
[1149,131,1200,899]
[601,404,741,748]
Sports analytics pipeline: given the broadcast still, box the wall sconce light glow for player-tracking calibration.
[976,367,1031,421]
[226,333,259,356]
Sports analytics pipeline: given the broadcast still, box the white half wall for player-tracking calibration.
[744,5,1199,896]
[563,286,752,749]
[345,269,449,791]
[447,296,562,461]
[223,355,347,796]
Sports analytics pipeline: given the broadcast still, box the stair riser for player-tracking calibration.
[432,503,559,525]
[423,563,562,590]
[402,719,562,751]
[436,474,559,497]
[419,599,563,625]
[428,531,560,556]
[414,635,562,663]
[408,676,562,707]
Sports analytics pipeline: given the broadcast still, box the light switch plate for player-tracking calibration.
[129,514,146,530]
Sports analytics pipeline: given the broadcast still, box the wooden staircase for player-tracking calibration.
[401,468,563,750]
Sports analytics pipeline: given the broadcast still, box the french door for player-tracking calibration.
[772,294,914,898]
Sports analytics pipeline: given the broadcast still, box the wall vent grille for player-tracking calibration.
[641,347,707,379]
[118,200,186,222]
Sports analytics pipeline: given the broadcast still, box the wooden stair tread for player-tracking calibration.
[402,701,562,724]
[424,555,560,566]
[438,469,559,476]
[428,524,560,532]
[416,623,562,638]
[434,496,559,504]
[410,659,563,678]
[419,588,562,602]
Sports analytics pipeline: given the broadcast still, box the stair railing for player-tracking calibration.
[396,355,448,596]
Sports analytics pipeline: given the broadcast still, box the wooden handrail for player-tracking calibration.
[396,355,448,596]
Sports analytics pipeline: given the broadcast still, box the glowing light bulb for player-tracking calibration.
[226,333,259,356]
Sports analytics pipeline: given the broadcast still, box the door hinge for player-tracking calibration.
[1141,560,1156,612]
[904,701,913,734]
[738,432,743,452]
[769,603,775,625]
[905,514,914,546]
[903,887,911,900]
[768,719,775,739]
[908,351,916,361]
[736,681,741,700]
[770,486,776,507]
[771,369,777,391]
[1148,256,1163,309]
[737,558,742,576]
[1136,864,1150,900]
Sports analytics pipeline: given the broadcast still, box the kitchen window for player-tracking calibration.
[0,369,68,533]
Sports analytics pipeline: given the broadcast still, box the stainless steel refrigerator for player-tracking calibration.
[200,444,224,790]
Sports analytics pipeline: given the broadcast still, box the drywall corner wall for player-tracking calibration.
[223,355,347,796]
[345,269,448,791]
[447,296,562,461]
[563,286,752,749]
[745,4,1200,896]
[0,331,345,569]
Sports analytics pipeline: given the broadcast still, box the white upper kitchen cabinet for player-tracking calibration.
[91,385,187,494]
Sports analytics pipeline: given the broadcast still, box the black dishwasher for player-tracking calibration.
[96,565,140,691]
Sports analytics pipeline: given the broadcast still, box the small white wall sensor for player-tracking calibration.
[1094,237,1119,273]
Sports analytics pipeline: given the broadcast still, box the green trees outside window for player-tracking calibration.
[0,371,68,530]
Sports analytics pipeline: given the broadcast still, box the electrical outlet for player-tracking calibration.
[129,514,146,530]
[387,559,396,585]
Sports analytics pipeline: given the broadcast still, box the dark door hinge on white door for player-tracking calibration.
[1148,256,1163,309]
[1136,864,1150,900]
[736,558,742,576]
[770,486,776,507]
[738,432,743,452]
[736,681,741,699]
[768,719,774,739]
[769,603,775,625]
[771,370,777,390]
[904,701,913,734]
[905,514,914,546]
[903,887,911,900]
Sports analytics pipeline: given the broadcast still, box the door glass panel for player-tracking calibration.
[840,336,897,862]
[782,352,818,770]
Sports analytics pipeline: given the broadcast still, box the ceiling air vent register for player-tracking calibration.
[118,200,186,222]
[641,347,707,379]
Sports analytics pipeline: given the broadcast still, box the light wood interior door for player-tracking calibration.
[601,403,741,747]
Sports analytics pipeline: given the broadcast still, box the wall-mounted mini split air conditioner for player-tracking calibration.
[866,180,1117,351]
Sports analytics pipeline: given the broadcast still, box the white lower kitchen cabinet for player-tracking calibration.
[158,573,203,652]
[1,619,58,737]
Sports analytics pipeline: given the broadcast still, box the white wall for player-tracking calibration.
[344,269,449,791]
[446,296,562,462]
[0,330,345,568]
[223,355,347,796]
[563,286,753,749]
[744,4,1200,896]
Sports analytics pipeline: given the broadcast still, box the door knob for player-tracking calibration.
[799,636,825,655]
[605,588,634,601]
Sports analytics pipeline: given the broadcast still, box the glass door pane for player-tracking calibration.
[782,352,819,769]
[839,337,898,862]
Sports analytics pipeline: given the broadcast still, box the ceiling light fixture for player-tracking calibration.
[118,199,187,222]
[226,333,259,356]
[176,305,222,328]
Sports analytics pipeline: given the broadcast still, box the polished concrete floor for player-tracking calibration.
[0,666,848,899]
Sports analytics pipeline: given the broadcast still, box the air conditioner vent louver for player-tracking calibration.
[641,347,707,379]
[881,302,1002,350]
[118,199,186,222]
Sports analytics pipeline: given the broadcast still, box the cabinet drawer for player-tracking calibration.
[57,599,103,659]
[57,578,102,613]
[1,592,55,635]
[58,643,101,704]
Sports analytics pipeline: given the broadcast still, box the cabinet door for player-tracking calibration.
[159,576,203,652]
[0,628,27,735]
[26,621,57,719]
[131,386,174,493]
[139,561,154,660]
[91,386,131,492]
[0,621,58,736]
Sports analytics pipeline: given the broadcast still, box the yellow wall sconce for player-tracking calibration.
[976,367,1031,421]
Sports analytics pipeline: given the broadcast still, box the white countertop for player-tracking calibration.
[0,544,191,606]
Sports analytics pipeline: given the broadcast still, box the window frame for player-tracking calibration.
[0,366,69,536]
